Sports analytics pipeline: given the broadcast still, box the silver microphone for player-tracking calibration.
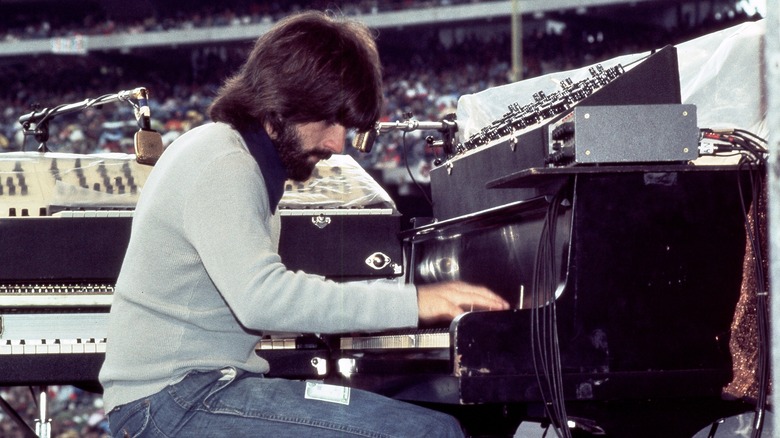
[353,128,379,153]
[352,119,458,153]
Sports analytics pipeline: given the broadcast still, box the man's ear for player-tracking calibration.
[264,121,277,140]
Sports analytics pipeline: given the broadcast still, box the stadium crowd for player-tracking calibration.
[0,1,762,436]
[0,0,499,41]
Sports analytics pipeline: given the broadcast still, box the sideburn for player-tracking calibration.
[272,122,318,182]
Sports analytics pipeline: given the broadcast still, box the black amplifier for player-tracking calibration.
[547,104,699,165]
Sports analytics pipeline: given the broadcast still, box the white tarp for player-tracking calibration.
[456,19,767,143]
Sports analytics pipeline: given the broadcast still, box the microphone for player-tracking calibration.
[134,129,163,165]
[352,118,458,155]
[352,128,378,153]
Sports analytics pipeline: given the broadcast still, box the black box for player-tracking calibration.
[278,210,403,280]
[551,104,698,164]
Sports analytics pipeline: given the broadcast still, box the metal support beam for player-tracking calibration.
[768,0,779,431]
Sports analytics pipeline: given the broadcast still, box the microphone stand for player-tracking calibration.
[18,87,150,152]
[376,114,458,155]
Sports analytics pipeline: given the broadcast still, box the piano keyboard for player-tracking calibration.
[1,338,107,355]
[339,329,450,350]
[53,207,394,218]
[52,210,134,218]
[257,338,298,350]
[278,208,394,216]
[0,283,114,308]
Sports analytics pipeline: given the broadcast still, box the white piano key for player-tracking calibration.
[59,339,75,354]
[11,343,23,355]
[83,339,97,353]
[57,210,84,218]
[66,339,86,354]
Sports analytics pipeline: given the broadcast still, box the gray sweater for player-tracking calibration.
[99,122,418,411]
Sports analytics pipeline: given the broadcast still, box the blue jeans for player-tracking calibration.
[107,367,465,437]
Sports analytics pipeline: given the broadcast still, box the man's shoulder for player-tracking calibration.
[187,122,242,145]
[167,122,248,158]
[153,122,252,179]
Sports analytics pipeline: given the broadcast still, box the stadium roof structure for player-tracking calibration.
[0,0,751,57]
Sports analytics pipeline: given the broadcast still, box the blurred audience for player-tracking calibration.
[0,0,499,42]
[1,386,108,438]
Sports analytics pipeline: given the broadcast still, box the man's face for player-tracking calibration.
[273,121,347,181]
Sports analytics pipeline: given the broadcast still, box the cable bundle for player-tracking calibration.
[530,187,572,438]
[699,128,768,165]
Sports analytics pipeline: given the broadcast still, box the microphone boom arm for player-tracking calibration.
[18,87,150,152]
[353,116,458,155]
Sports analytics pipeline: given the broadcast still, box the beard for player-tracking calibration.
[273,123,332,182]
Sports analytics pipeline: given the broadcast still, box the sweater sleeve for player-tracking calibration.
[183,150,418,334]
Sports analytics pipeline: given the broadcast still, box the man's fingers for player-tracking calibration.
[450,282,510,310]
[417,281,510,323]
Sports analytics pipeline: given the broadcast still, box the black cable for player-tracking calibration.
[530,186,571,438]
[699,128,767,165]
[734,128,767,145]
[733,158,769,438]
[401,131,433,208]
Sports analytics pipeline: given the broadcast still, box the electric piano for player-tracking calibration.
[0,152,403,392]
[0,153,141,391]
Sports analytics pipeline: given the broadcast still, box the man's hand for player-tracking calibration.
[416,281,510,324]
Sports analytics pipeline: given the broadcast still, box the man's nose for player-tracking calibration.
[322,125,347,154]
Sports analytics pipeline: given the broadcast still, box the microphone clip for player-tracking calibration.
[133,88,163,166]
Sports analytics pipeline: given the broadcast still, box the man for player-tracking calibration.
[99,10,508,437]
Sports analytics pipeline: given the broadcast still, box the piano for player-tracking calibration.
[319,165,755,437]
[260,45,763,437]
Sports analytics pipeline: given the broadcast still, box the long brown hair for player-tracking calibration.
[209,10,383,135]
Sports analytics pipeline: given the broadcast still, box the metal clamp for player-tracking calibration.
[311,357,328,376]
[365,252,391,270]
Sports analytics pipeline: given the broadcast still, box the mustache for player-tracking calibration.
[308,149,332,160]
